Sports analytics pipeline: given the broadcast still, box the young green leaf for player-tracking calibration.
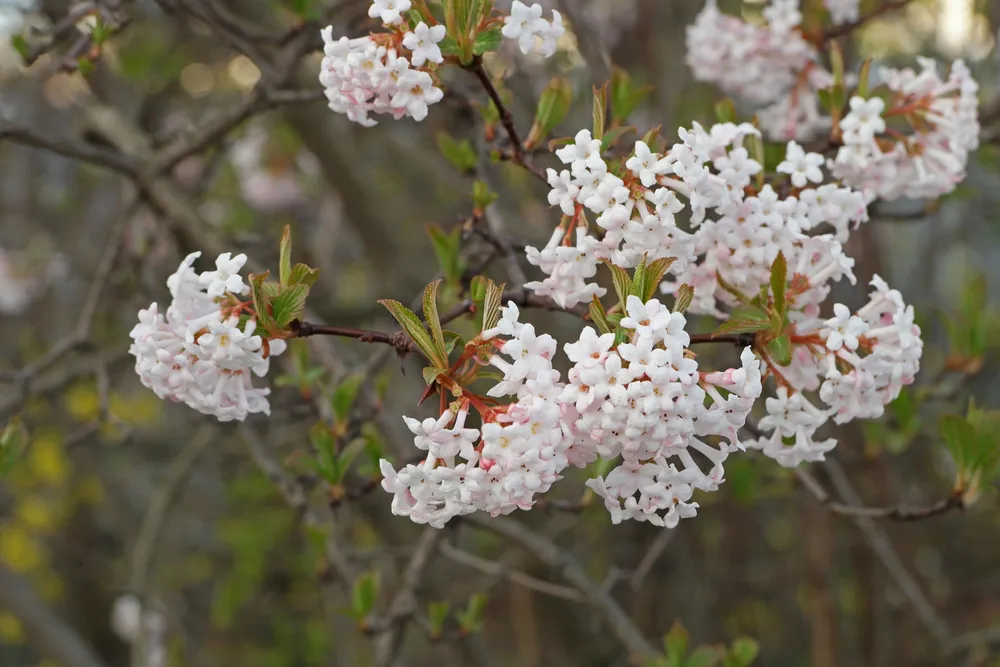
[715,272,752,305]
[592,82,608,141]
[249,272,274,328]
[715,304,772,335]
[856,57,873,97]
[331,374,364,423]
[423,366,448,386]
[436,132,478,174]
[469,275,488,316]
[379,299,443,366]
[482,279,507,333]
[715,98,736,124]
[673,284,694,314]
[423,280,448,363]
[428,601,451,637]
[351,571,380,622]
[590,295,612,335]
[766,334,792,366]
[288,263,320,288]
[472,26,502,55]
[0,416,29,476]
[940,414,977,469]
[527,77,573,148]
[456,592,487,634]
[609,67,651,123]
[644,257,677,301]
[663,622,689,667]
[279,224,293,286]
[770,251,787,317]
[10,34,29,63]
[600,125,635,152]
[472,179,498,211]
[604,261,633,308]
[309,423,338,482]
[728,637,759,666]
[272,284,310,329]
[630,256,650,299]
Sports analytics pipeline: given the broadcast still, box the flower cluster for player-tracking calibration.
[318,9,445,127]
[830,59,980,200]
[502,1,565,57]
[128,252,286,422]
[381,298,763,528]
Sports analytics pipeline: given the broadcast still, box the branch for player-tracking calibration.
[439,540,585,603]
[0,564,110,667]
[465,58,546,183]
[373,528,444,667]
[466,515,657,663]
[0,126,138,175]
[821,0,914,42]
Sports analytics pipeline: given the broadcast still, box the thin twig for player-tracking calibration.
[439,540,585,602]
[629,530,677,591]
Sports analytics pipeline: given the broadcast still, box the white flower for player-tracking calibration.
[369,0,411,25]
[502,1,548,54]
[776,141,825,188]
[822,303,869,352]
[199,252,249,298]
[402,22,446,67]
[626,141,672,187]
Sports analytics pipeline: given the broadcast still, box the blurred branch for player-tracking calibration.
[0,125,138,174]
[128,426,213,667]
[373,528,443,667]
[0,563,110,667]
[440,540,585,602]
[466,515,657,663]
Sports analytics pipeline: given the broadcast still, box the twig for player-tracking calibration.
[439,540,585,602]
[465,57,546,183]
[0,126,138,175]
[0,563,110,667]
[466,515,657,663]
[128,427,213,667]
[373,528,444,667]
[821,0,914,42]
[629,530,677,591]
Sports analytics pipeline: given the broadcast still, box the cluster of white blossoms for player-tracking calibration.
[830,59,980,200]
[824,0,860,25]
[128,252,286,422]
[381,300,763,528]
[319,4,446,127]
[502,1,564,57]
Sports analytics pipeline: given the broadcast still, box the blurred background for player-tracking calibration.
[2,0,1000,666]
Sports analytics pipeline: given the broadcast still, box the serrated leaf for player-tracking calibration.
[766,334,791,366]
[528,77,573,148]
[630,256,649,299]
[332,374,364,423]
[379,299,442,365]
[482,279,506,333]
[472,179,498,211]
[715,272,751,305]
[335,438,366,483]
[438,35,461,56]
[309,423,338,482]
[279,224,292,285]
[940,414,977,468]
[592,82,608,141]
[613,327,629,346]
[249,272,274,328]
[609,67,651,123]
[590,295,612,335]
[423,280,448,365]
[673,284,694,313]
[423,366,448,386]
[604,261,632,308]
[644,257,677,301]
[770,251,787,318]
[715,304,771,335]
[469,275,488,316]
[0,416,29,476]
[472,26,502,55]
[427,224,465,286]
[288,263,320,287]
[272,284,310,329]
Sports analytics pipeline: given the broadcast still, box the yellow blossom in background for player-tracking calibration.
[27,432,69,485]
[0,524,45,573]
[0,612,24,643]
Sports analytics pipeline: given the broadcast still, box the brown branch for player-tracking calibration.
[465,57,546,183]
[0,126,138,175]
[821,0,914,42]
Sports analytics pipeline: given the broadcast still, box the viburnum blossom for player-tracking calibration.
[824,0,860,25]
[830,60,980,200]
[128,252,287,422]
[502,1,564,57]
[380,299,763,528]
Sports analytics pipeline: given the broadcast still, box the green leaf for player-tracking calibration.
[472,179,498,211]
[309,423,338,482]
[351,571,380,621]
[940,414,977,469]
[0,416,29,476]
[630,256,650,300]
[249,272,274,328]
[592,82,608,141]
[766,334,791,366]
[335,438,366,482]
[715,304,772,335]
[714,98,736,124]
[379,299,443,365]
[288,263,320,288]
[673,284,694,314]
[715,272,751,305]
[436,132,478,174]
[332,374,364,423]
[769,251,787,319]
[438,35,461,56]
[856,58,873,98]
[748,126,765,189]
[472,26,502,55]
[609,67,651,123]
[291,0,317,18]
[604,261,633,308]
[528,77,573,148]
[10,34,29,63]
[663,622,689,667]
[600,125,635,152]
[272,284,310,329]
[423,366,448,386]
[456,593,487,634]
[428,224,465,287]
[482,279,506,333]
[590,296,612,335]
[644,257,677,301]
[687,647,723,667]
[279,224,293,286]
[613,327,630,347]
[428,601,451,637]
[423,280,448,365]
[728,637,759,666]
[888,387,917,431]
[469,275,488,317]
[829,41,845,87]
